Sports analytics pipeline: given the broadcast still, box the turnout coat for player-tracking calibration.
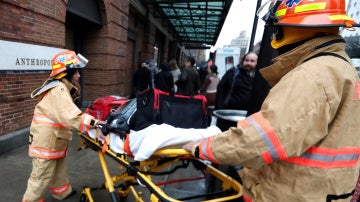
[29,78,97,159]
[195,35,360,201]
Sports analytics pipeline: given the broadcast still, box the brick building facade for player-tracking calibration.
[0,0,194,154]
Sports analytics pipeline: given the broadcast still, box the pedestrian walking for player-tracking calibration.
[199,64,220,125]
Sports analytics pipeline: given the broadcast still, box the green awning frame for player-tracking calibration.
[142,0,233,49]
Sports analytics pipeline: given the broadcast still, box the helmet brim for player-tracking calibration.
[275,13,360,27]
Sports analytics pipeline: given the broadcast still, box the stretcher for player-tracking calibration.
[76,129,243,202]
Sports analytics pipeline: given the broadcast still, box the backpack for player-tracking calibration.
[85,95,129,120]
[100,98,137,137]
[134,88,209,130]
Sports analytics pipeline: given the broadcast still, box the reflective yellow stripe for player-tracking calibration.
[52,63,62,69]
[275,8,287,17]
[294,2,326,13]
[33,113,67,129]
[64,60,73,65]
[329,15,353,21]
[29,145,67,159]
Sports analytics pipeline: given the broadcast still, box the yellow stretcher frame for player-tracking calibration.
[77,131,242,202]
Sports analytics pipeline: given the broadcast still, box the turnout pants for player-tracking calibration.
[22,157,73,202]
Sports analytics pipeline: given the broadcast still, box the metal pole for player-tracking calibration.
[246,1,282,115]
[249,0,263,51]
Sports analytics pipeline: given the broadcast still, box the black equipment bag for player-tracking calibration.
[99,98,137,137]
[134,88,208,130]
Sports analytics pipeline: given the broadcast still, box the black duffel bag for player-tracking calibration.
[134,88,209,130]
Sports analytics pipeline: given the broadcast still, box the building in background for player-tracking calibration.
[229,31,250,56]
[342,0,360,68]
[0,0,232,154]
[215,30,250,62]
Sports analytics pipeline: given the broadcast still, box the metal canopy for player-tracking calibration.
[142,0,233,49]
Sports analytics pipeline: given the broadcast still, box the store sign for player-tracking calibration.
[0,40,65,70]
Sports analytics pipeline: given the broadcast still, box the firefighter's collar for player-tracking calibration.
[31,79,60,98]
[260,35,345,86]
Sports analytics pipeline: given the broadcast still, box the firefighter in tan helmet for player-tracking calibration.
[184,0,360,201]
[22,50,104,202]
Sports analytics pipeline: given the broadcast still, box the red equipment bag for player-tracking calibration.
[134,88,209,130]
[85,95,129,120]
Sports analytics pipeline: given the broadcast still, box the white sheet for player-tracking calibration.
[88,124,221,161]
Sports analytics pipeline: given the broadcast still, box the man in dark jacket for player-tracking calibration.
[132,62,152,97]
[176,56,200,96]
[154,62,174,93]
[215,52,258,112]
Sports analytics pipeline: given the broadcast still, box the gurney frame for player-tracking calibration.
[77,131,242,202]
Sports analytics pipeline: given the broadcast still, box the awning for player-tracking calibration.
[142,0,233,49]
[67,0,102,25]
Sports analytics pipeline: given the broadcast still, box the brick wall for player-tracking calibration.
[0,0,163,140]
[0,0,132,137]
[0,73,48,136]
[0,0,66,47]
[0,0,67,137]
[81,1,130,102]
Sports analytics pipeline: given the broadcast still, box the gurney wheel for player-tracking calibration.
[79,194,89,202]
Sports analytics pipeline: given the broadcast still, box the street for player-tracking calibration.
[0,133,208,202]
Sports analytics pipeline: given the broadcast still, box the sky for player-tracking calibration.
[210,0,350,52]
[210,0,265,52]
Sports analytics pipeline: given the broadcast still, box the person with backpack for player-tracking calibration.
[184,0,360,201]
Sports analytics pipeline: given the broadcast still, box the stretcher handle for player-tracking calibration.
[152,148,191,156]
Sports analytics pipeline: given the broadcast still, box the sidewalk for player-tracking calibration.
[0,132,207,202]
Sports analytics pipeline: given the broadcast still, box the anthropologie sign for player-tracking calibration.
[0,40,65,70]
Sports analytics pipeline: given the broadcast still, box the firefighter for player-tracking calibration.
[22,50,104,202]
[184,0,360,201]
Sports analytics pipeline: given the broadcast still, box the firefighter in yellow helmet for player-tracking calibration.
[184,0,360,201]
[22,50,104,202]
